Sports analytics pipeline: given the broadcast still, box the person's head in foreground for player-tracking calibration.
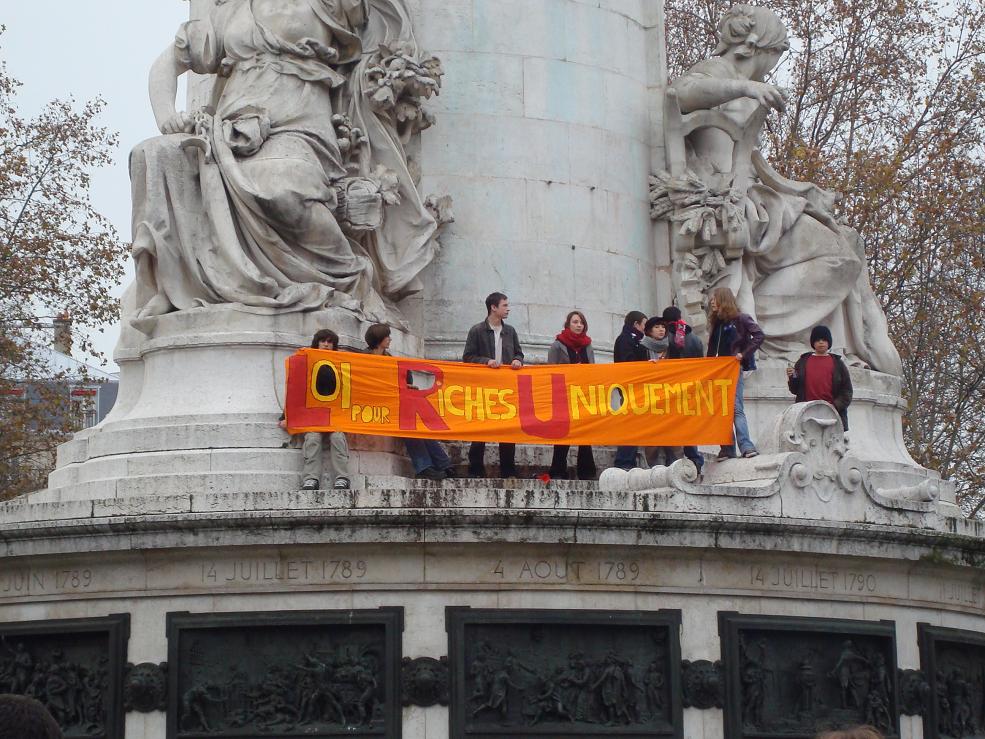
[0,694,64,739]
[816,727,883,739]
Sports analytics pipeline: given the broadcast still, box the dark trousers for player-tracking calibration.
[549,445,597,479]
[468,441,516,476]
[649,446,704,471]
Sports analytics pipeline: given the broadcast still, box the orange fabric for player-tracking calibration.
[285,349,739,446]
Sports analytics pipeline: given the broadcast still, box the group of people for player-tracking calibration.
[285,289,854,488]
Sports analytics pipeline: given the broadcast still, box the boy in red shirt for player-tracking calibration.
[786,325,853,430]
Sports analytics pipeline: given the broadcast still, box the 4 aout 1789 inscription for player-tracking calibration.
[491,558,641,583]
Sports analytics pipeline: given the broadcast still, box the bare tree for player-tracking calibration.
[0,30,127,499]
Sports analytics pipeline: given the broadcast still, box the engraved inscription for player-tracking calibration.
[0,568,94,595]
[199,559,368,586]
[748,565,878,594]
[939,580,984,607]
[489,558,641,584]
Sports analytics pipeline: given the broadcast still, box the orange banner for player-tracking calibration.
[284,350,738,446]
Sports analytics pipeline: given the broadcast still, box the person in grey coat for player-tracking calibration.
[463,292,524,477]
[546,310,597,479]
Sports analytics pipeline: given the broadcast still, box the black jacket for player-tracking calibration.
[788,352,853,430]
[463,320,524,365]
[613,326,648,363]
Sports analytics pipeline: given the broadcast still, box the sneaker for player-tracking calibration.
[416,467,446,481]
[301,478,320,491]
[742,449,760,459]
[333,477,351,490]
[715,449,736,461]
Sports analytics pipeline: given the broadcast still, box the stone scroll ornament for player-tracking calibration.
[718,613,900,739]
[446,607,684,739]
[129,0,452,327]
[917,624,985,739]
[166,608,403,738]
[0,615,130,739]
[651,4,902,375]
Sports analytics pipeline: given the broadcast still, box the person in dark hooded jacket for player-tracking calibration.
[658,307,705,474]
[786,325,853,430]
[661,306,704,359]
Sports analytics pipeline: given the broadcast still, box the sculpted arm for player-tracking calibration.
[672,74,786,115]
[149,44,194,134]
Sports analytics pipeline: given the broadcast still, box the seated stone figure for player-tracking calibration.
[130,0,441,324]
[654,4,901,375]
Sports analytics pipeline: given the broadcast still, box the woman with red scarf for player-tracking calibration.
[546,310,597,479]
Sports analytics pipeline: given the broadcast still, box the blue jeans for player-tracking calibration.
[724,371,755,455]
[404,438,451,474]
[614,446,638,469]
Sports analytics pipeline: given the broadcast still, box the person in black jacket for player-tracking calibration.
[463,292,524,477]
[786,325,853,430]
[612,311,648,470]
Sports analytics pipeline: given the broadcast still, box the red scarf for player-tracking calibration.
[557,327,592,351]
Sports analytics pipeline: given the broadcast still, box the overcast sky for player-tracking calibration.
[2,2,190,370]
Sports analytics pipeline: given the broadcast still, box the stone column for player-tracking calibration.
[412,0,664,361]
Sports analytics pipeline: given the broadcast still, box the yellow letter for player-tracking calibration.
[714,380,733,416]
[569,385,597,421]
[464,386,485,421]
[646,384,664,414]
[498,389,517,420]
[627,383,649,415]
[444,385,464,416]
[696,380,715,415]
[681,381,695,416]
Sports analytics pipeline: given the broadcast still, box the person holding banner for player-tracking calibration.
[462,292,524,478]
[612,311,649,470]
[658,306,707,475]
[707,288,764,460]
[279,329,352,491]
[546,310,598,480]
[365,323,455,480]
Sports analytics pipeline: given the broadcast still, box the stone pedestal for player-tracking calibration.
[38,306,423,502]
[1,476,983,738]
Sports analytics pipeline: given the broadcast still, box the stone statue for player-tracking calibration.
[130,0,446,326]
[652,4,902,375]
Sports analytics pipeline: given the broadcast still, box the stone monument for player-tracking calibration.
[1,2,983,739]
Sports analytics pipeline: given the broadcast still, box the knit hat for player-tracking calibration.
[810,325,833,348]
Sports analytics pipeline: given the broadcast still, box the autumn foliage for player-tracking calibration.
[665,0,985,511]
[0,32,127,499]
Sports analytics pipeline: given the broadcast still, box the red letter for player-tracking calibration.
[517,373,570,439]
[397,361,451,432]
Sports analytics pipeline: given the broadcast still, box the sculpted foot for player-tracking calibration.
[135,293,174,320]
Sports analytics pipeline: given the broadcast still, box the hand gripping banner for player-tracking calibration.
[284,350,739,446]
